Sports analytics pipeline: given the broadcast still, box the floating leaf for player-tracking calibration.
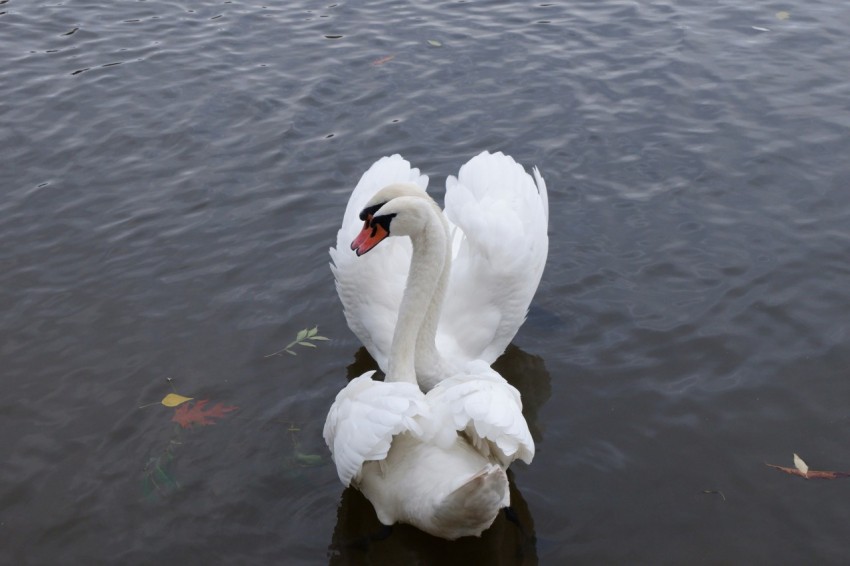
[427,39,442,47]
[371,55,395,66]
[793,453,808,476]
[266,325,330,357]
[775,11,789,20]
[161,393,194,407]
[766,455,850,480]
[172,400,238,428]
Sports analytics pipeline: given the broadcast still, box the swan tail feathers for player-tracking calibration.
[432,464,509,539]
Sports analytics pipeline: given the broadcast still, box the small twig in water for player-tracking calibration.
[265,326,329,357]
[701,489,726,501]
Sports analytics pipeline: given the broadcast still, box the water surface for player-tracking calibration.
[3,0,850,563]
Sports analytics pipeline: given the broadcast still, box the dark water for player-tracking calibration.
[3,0,850,563]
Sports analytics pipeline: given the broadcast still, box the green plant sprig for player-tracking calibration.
[265,326,329,357]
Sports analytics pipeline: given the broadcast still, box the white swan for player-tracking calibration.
[324,193,534,539]
[330,151,548,391]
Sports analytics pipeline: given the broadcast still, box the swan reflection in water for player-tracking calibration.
[327,344,551,563]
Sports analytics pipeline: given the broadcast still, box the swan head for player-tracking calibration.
[351,184,436,256]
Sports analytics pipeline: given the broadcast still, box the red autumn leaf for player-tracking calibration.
[172,399,238,428]
[765,462,850,480]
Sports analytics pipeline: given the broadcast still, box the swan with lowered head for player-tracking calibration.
[330,151,548,391]
[324,191,534,539]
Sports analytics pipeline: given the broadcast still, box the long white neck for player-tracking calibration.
[385,202,447,385]
[414,205,454,391]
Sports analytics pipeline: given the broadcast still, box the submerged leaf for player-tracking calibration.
[295,452,323,466]
[161,393,194,407]
[775,11,790,20]
[427,39,442,47]
[701,489,726,501]
[172,400,238,428]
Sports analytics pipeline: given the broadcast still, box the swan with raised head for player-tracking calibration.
[330,151,548,391]
[324,191,534,539]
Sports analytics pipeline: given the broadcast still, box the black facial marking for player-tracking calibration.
[371,213,396,234]
[359,203,385,221]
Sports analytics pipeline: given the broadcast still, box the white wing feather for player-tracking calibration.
[440,151,549,365]
[425,366,535,468]
[323,371,429,486]
[329,155,428,370]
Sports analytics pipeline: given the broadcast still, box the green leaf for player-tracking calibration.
[286,349,297,356]
[154,466,168,482]
[296,452,323,466]
[295,329,308,341]
[298,342,317,348]
[310,336,329,341]
[142,477,154,499]
[427,39,442,47]
[307,326,318,338]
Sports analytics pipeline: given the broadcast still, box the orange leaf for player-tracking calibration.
[172,399,238,428]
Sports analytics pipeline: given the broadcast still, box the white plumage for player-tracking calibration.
[329,151,548,381]
[323,371,429,487]
[425,366,535,468]
[324,152,545,539]
[323,367,533,539]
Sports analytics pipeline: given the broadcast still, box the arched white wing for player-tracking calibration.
[425,366,535,468]
[323,371,429,486]
[439,151,549,365]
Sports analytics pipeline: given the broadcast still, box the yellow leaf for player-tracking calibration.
[161,393,194,407]
[793,453,808,476]
[776,11,790,20]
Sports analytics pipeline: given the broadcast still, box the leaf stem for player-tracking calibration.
[265,326,330,357]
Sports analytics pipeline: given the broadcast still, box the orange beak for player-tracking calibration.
[351,219,390,256]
